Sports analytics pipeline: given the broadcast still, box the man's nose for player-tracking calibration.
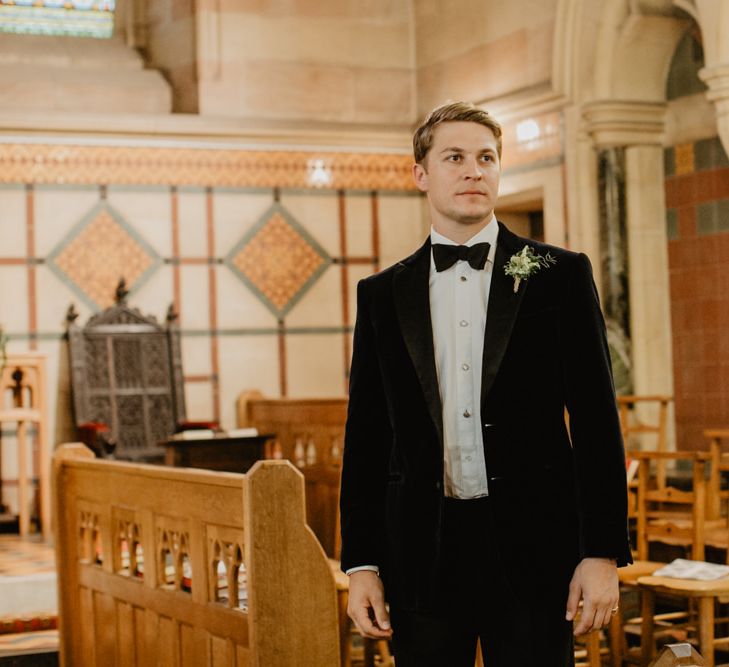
[464,157,483,179]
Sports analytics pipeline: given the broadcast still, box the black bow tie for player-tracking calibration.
[432,242,491,272]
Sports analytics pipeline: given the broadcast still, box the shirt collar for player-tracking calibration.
[430,215,498,248]
[429,216,499,271]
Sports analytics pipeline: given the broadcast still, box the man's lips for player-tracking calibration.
[457,191,487,195]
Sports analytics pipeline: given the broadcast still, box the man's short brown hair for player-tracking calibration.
[413,101,502,164]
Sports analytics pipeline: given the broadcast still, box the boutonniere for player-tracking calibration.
[504,245,556,293]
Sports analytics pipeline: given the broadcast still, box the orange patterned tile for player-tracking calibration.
[226,204,330,317]
[47,202,160,309]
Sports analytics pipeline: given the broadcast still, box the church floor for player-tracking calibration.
[0,536,58,661]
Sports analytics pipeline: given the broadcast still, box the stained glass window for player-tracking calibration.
[0,1,116,39]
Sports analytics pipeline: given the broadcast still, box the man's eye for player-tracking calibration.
[481,154,493,162]
[447,154,461,162]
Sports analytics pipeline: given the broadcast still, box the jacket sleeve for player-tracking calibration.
[339,279,393,572]
[562,253,633,566]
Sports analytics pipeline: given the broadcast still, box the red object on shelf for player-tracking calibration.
[176,420,219,432]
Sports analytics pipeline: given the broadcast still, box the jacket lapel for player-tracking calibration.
[393,238,444,448]
[480,223,529,413]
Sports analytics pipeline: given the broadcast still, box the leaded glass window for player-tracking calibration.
[0,1,116,39]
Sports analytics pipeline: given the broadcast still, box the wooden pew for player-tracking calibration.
[236,391,347,558]
[52,443,340,667]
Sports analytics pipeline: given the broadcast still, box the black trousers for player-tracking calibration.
[390,496,575,667]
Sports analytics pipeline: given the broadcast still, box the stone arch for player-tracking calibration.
[555,0,729,153]
[554,0,692,105]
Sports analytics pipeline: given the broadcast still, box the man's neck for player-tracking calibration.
[431,216,495,244]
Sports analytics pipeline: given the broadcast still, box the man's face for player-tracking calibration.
[413,121,501,231]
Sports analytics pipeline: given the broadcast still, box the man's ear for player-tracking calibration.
[413,161,428,193]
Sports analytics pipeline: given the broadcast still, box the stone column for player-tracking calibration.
[695,0,729,155]
[700,65,729,159]
[583,101,676,448]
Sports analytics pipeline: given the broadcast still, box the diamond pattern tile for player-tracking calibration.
[48,202,160,309]
[226,203,330,317]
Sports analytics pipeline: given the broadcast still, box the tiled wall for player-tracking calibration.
[0,141,423,512]
[665,136,729,449]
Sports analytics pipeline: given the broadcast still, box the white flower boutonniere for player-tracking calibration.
[504,245,556,293]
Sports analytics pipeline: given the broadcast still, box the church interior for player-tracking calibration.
[1,0,729,665]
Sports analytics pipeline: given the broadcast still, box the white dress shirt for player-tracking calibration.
[346,216,498,576]
[430,218,498,498]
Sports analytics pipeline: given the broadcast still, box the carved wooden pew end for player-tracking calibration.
[650,642,704,666]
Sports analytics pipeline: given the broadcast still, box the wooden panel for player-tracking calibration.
[80,586,96,664]
[303,465,341,558]
[210,636,229,667]
[142,608,160,667]
[236,644,250,667]
[78,567,249,642]
[158,616,179,667]
[237,395,347,464]
[179,624,197,667]
[133,606,148,667]
[117,601,136,666]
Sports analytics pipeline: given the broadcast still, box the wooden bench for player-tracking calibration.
[52,443,340,666]
[236,391,347,558]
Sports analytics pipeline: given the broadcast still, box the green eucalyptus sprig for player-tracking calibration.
[504,245,556,293]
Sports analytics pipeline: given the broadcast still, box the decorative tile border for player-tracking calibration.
[0,144,417,191]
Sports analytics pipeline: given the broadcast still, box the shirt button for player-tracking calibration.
[460,276,467,282]
[463,409,471,418]
[465,455,472,462]
[460,320,469,327]
[461,363,469,371]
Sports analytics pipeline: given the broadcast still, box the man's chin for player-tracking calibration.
[452,213,492,225]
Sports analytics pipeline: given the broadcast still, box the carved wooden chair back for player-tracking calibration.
[66,281,185,462]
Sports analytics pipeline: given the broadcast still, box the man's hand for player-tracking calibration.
[347,570,393,639]
[565,557,619,636]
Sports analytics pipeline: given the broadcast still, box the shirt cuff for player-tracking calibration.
[345,565,380,576]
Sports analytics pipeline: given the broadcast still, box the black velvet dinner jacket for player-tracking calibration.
[340,222,632,611]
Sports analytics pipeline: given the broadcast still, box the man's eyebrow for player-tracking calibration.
[438,146,497,154]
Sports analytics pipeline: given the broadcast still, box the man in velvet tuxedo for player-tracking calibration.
[339,102,632,666]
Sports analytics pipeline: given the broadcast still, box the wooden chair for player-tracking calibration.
[612,451,723,665]
[0,352,51,540]
[704,430,729,529]
[66,280,187,462]
[638,575,729,667]
[608,560,689,667]
[632,450,719,562]
[618,395,672,490]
